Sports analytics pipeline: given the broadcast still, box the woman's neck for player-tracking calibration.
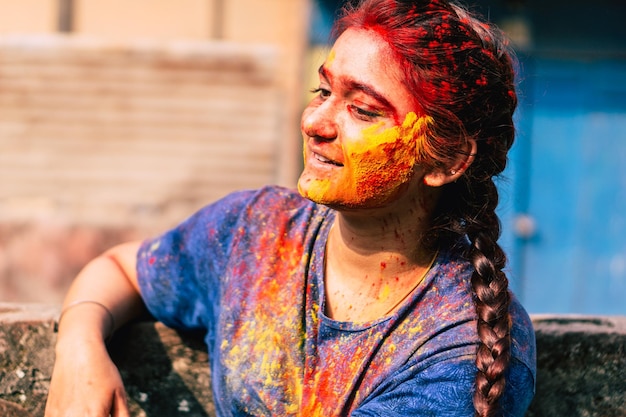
[323,186,440,322]
[328,211,434,278]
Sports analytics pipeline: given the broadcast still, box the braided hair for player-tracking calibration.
[333,1,517,415]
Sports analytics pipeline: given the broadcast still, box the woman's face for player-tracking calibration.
[298,28,431,210]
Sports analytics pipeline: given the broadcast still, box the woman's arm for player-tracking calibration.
[44,240,147,417]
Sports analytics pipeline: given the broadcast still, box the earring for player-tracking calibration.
[450,169,457,175]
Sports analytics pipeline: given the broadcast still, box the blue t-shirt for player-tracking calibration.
[137,186,536,416]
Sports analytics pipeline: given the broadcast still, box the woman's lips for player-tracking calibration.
[313,152,343,167]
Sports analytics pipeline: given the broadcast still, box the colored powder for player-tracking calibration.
[326,47,336,65]
[379,283,391,301]
[303,112,433,207]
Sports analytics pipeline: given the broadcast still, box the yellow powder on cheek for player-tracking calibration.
[298,113,433,207]
[345,113,433,204]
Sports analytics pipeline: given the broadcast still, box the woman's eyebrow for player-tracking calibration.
[318,65,398,118]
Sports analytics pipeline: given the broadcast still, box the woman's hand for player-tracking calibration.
[44,242,145,417]
[44,337,130,417]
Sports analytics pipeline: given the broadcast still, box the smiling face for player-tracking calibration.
[297,28,432,210]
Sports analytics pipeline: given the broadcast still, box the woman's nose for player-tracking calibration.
[302,102,338,141]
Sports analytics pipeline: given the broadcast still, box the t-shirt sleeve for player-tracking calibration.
[351,355,535,417]
[136,189,255,332]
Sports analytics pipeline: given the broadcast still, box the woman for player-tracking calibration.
[45,0,536,416]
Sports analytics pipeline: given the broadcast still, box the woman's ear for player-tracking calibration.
[423,139,477,187]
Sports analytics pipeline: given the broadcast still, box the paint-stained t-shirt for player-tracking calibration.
[137,186,536,417]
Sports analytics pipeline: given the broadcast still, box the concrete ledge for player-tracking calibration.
[0,303,215,417]
[108,322,215,416]
[0,303,624,417]
[0,303,58,417]
[526,315,626,417]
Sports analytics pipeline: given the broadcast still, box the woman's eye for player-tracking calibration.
[350,105,383,121]
[310,87,331,99]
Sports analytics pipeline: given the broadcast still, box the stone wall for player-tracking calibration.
[0,303,624,417]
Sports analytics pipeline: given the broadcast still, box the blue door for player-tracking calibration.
[493,0,626,314]
[501,56,626,315]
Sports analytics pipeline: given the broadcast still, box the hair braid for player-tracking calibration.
[465,179,512,417]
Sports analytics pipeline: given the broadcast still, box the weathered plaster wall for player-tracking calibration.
[0,37,280,304]
[0,303,624,417]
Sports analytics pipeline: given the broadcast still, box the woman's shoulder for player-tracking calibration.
[183,185,325,227]
[509,293,537,381]
[503,299,537,416]
[184,185,332,244]
[429,246,536,377]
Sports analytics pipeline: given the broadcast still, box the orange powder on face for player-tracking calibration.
[304,112,433,208]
